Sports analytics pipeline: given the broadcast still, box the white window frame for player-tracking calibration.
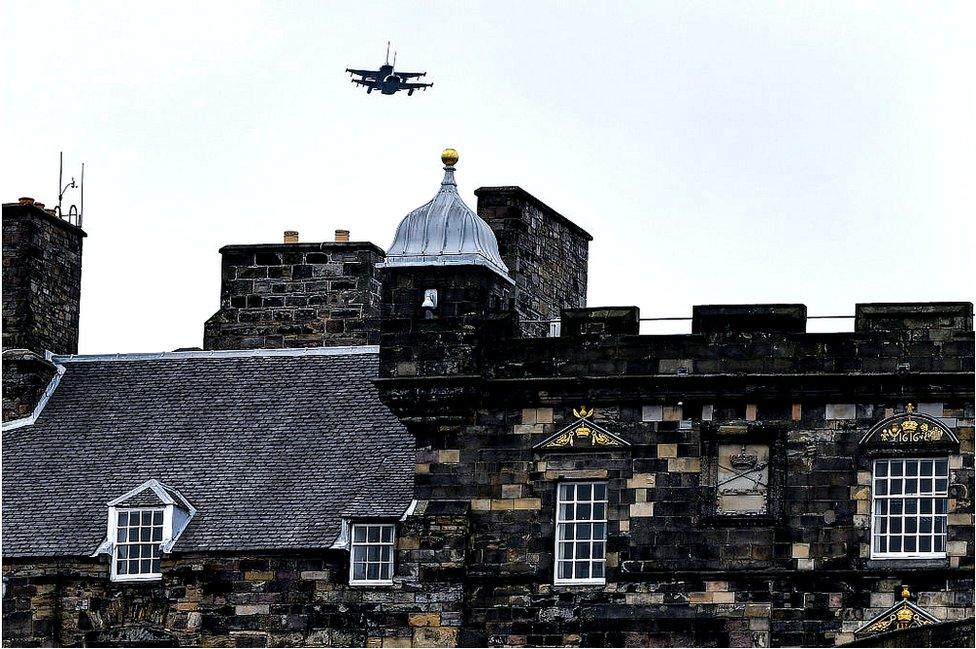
[554,481,608,586]
[349,522,396,586]
[870,457,949,560]
[108,505,173,582]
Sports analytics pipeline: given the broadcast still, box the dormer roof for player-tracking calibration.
[378,150,513,284]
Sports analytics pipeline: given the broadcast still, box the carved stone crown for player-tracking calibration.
[729,446,759,470]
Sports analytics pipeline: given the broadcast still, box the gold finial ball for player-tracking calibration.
[441,148,459,166]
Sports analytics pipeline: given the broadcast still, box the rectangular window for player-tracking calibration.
[872,458,949,559]
[555,482,607,584]
[113,508,164,580]
[350,523,395,585]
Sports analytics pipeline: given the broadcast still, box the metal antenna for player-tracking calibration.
[57,151,77,217]
[79,162,85,229]
[385,41,390,65]
[393,50,397,67]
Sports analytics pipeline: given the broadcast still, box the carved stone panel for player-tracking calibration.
[716,443,769,515]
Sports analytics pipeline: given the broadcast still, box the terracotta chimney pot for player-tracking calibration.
[283,230,299,244]
[335,229,350,243]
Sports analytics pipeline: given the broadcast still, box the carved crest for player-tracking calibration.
[860,405,957,447]
[534,406,629,450]
[855,586,941,638]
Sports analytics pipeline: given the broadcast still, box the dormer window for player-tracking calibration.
[93,480,196,582]
[349,523,395,585]
[113,508,166,580]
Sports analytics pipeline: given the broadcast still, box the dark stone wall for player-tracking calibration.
[378,265,515,381]
[1,202,85,355]
[1,532,466,648]
[476,187,591,338]
[203,242,385,350]
[375,302,975,647]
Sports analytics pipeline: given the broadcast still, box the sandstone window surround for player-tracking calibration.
[857,406,959,564]
[555,481,607,585]
[349,523,396,585]
[871,458,949,559]
[93,479,196,583]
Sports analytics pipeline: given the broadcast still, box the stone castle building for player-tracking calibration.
[2,150,974,647]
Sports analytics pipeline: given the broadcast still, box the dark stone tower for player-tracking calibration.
[203,230,384,350]
[476,186,592,337]
[378,149,515,383]
[2,197,86,421]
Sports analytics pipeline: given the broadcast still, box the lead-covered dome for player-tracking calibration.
[379,150,513,284]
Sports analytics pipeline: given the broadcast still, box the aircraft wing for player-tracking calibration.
[346,68,380,80]
[402,81,433,90]
[397,71,426,79]
[351,78,379,88]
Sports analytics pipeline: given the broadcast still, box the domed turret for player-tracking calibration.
[380,149,513,284]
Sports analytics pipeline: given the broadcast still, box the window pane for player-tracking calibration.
[593,484,607,500]
[381,527,393,543]
[353,562,366,580]
[592,542,605,559]
[118,511,129,526]
[367,526,380,543]
[153,510,163,525]
[592,562,605,578]
[353,526,366,543]
[141,511,152,525]
[876,462,888,477]
[577,484,592,501]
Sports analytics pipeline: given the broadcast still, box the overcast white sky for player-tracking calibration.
[2,1,974,353]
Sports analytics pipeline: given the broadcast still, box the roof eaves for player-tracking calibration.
[51,345,379,364]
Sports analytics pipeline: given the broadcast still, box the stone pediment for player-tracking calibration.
[534,407,630,450]
[859,405,957,447]
[855,588,941,638]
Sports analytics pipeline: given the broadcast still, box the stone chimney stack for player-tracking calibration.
[475,187,592,337]
[203,233,385,350]
[2,198,86,421]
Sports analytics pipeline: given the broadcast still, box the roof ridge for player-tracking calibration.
[49,345,380,364]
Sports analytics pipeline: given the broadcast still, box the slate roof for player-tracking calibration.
[2,347,414,557]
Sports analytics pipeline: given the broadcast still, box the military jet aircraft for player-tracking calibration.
[345,42,433,96]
